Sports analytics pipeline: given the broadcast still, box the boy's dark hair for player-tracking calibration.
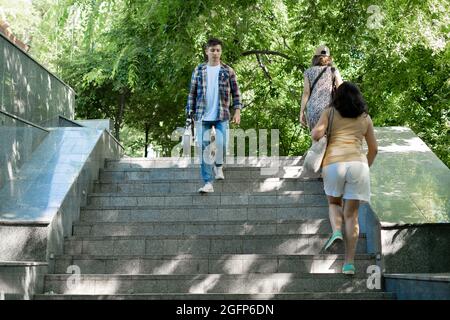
[206,38,223,48]
[332,82,368,118]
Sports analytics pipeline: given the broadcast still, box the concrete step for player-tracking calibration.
[53,253,376,275]
[98,167,315,182]
[86,192,328,207]
[34,292,394,300]
[72,219,333,236]
[63,234,367,255]
[79,205,330,223]
[42,273,381,294]
[93,179,324,194]
[105,157,305,169]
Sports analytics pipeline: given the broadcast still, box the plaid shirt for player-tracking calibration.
[186,62,242,121]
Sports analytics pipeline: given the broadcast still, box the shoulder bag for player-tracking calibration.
[303,108,335,173]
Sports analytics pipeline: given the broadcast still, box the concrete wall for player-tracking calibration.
[384,274,450,300]
[364,127,450,275]
[0,262,48,300]
[0,33,75,126]
[0,31,122,299]
[359,204,382,257]
[0,127,123,298]
[0,127,123,260]
[0,32,75,191]
[381,225,450,273]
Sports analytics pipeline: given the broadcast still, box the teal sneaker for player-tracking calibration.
[342,263,355,275]
[324,230,343,251]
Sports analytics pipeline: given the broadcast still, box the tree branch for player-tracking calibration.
[256,54,272,81]
[242,49,306,72]
[241,50,291,60]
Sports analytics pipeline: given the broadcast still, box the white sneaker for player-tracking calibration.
[214,166,225,180]
[198,182,214,193]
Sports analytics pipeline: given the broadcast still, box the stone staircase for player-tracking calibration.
[34,157,393,300]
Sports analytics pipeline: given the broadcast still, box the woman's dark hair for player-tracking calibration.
[312,55,333,66]
[332,82,368,118]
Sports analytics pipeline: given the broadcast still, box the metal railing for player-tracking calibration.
[0,108,49,132]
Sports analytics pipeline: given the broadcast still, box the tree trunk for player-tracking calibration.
[144,124,150,158]
[114,120,121,141]
[114,92,126,141]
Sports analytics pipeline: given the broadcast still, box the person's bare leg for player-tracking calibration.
[327,196,343,233]
[343,199,360,264]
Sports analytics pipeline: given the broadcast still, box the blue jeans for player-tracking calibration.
[196,120,229,183]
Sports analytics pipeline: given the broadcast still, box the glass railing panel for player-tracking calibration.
[0,111,48,190]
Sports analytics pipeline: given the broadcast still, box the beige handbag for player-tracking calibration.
[303,108,334,173]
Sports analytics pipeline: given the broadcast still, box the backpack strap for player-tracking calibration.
[310,67,328,93]
[330,67,337,98]
[325,107,335,147]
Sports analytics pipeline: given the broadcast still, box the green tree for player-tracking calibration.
[8,0,448,166]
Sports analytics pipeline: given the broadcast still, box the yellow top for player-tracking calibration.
[322,108,369,167]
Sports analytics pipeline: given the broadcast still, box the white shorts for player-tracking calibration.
[322,161,371,202]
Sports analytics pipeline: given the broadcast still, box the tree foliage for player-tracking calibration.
[6,0,449,165]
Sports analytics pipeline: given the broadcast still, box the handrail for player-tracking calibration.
[0,109,50,133]
[105,128,126,151]
[0,32,75,94]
